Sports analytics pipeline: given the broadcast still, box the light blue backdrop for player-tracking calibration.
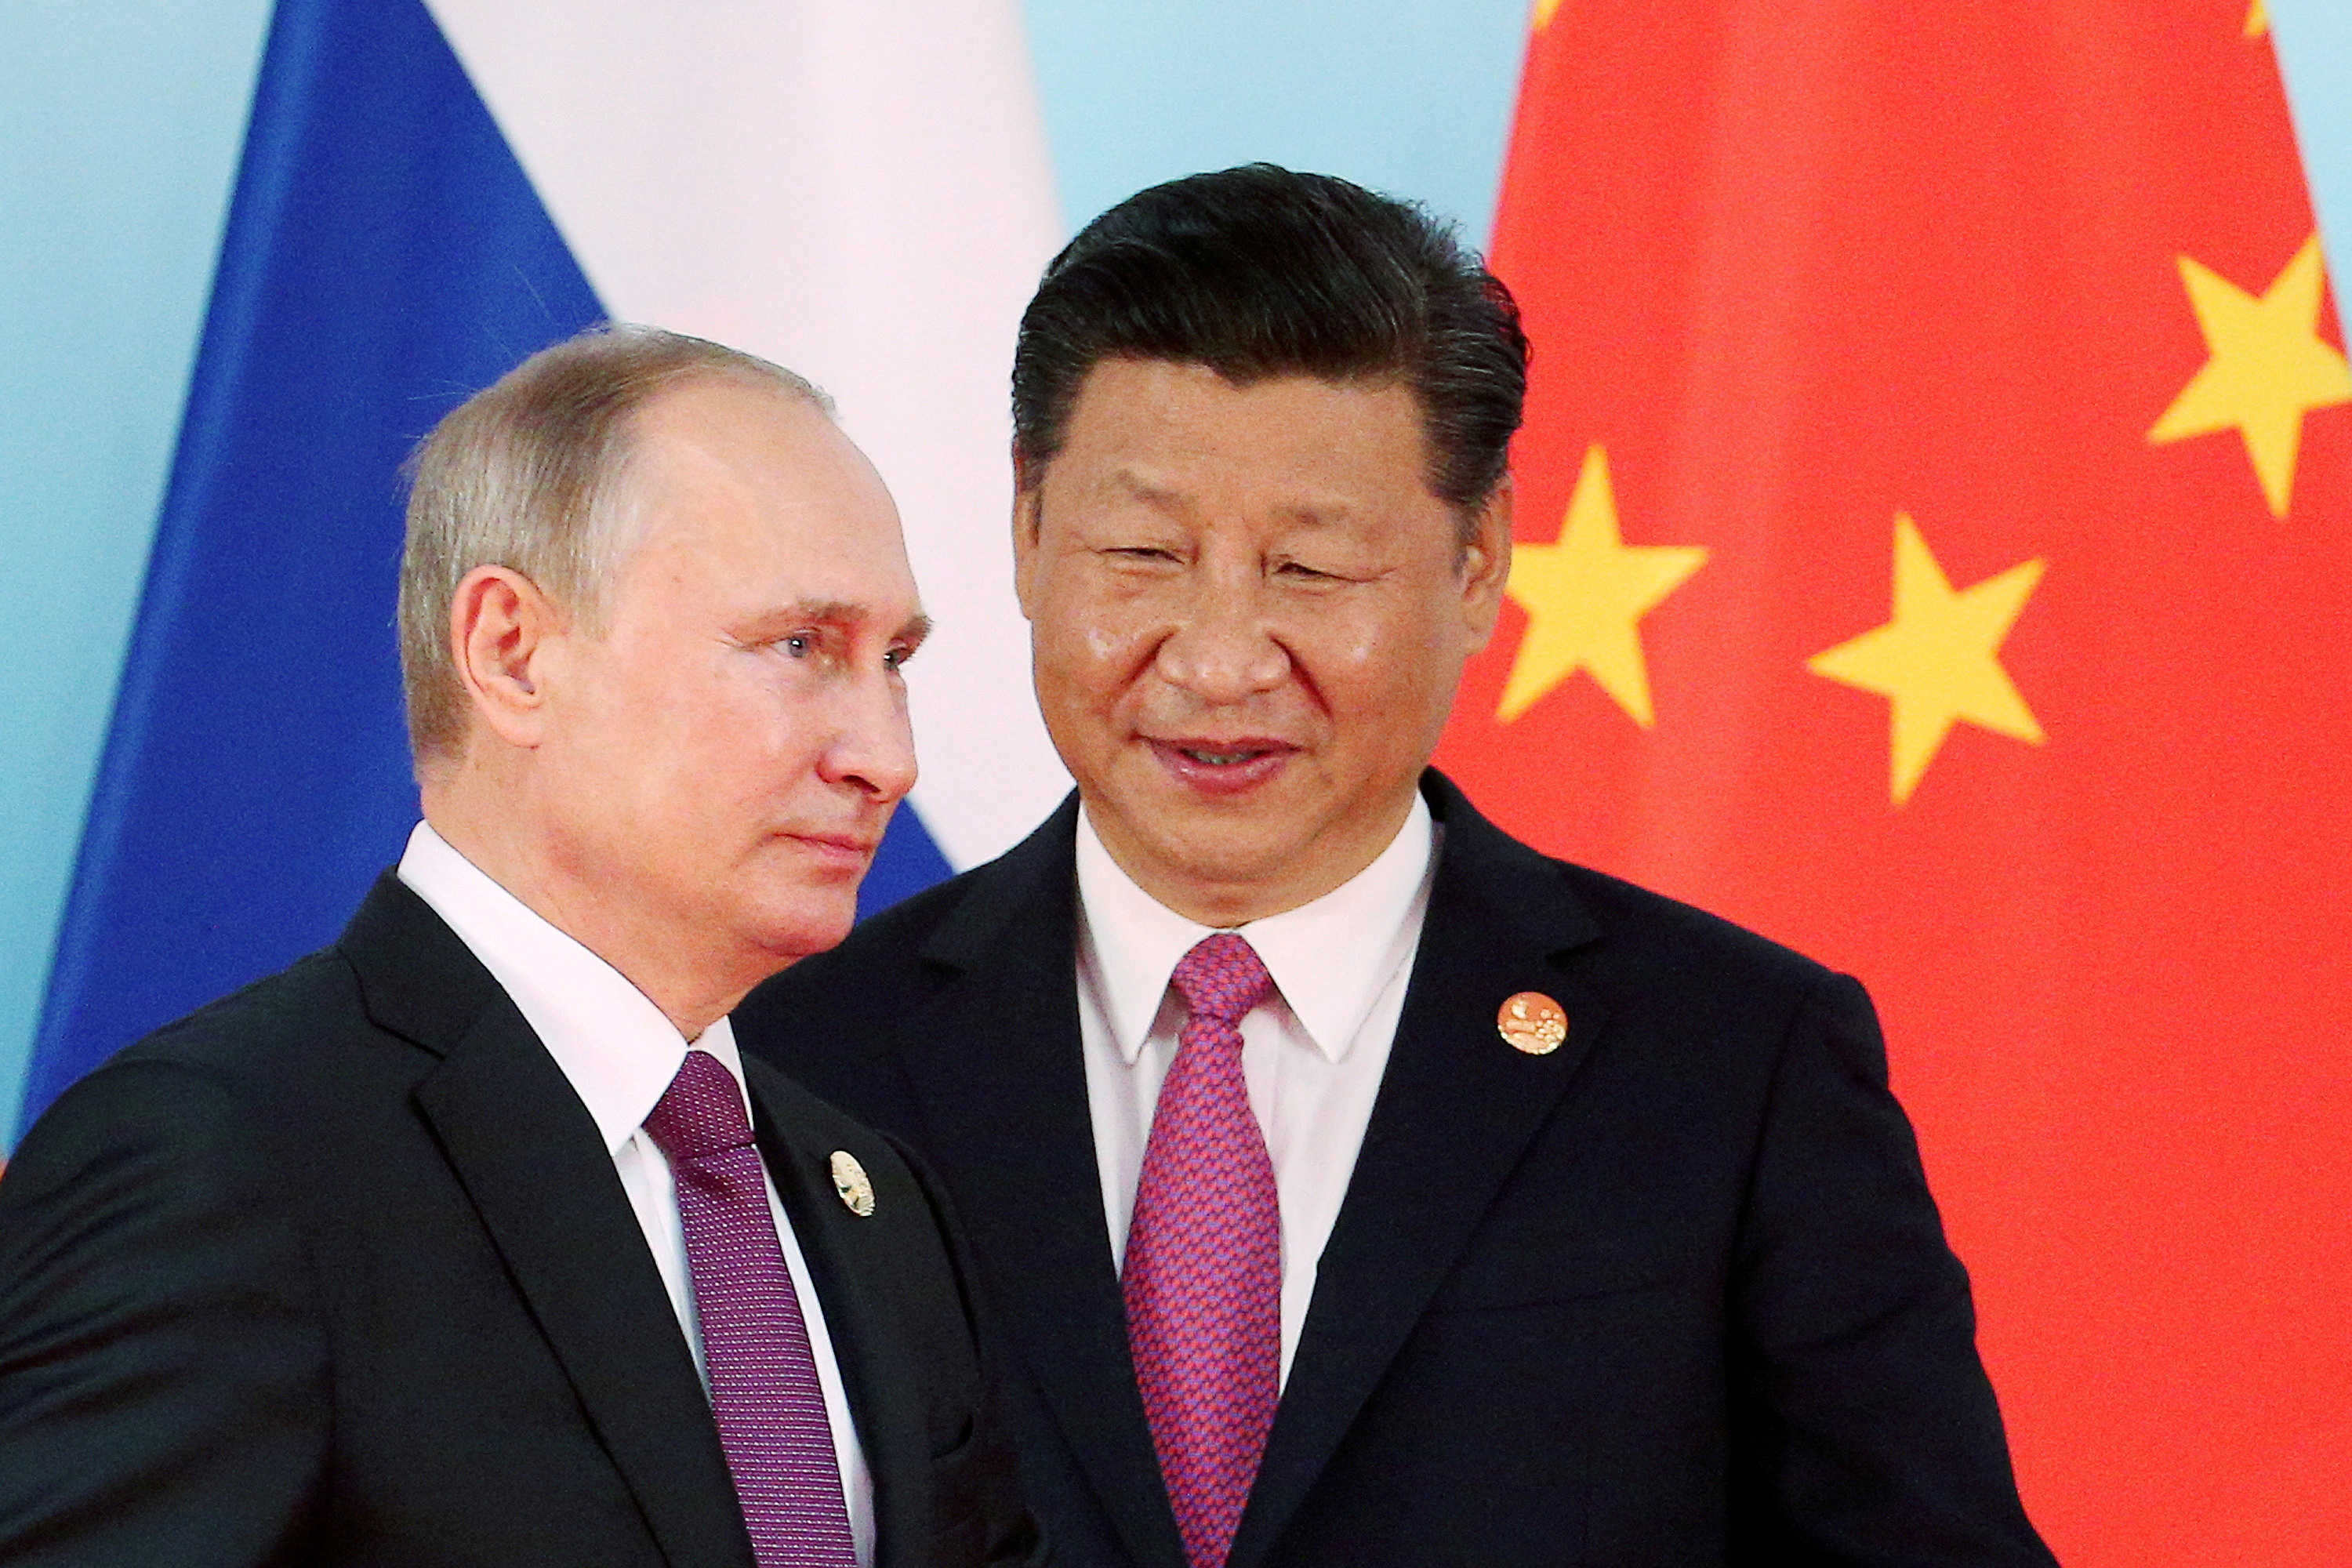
[0,0,2345,1138]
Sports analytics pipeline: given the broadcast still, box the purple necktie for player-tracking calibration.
[1123,933,1281,1568]
[644,1049,857,1568]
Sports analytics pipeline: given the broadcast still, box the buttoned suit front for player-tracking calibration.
[0,874,1039,1568]
[736,774,2056,1567]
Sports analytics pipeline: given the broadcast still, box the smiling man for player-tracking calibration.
[0,327,1037,1568]
[739,168,2056,1568]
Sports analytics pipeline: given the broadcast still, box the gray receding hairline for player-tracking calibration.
[397,323,832,770]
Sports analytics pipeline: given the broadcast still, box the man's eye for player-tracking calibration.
[1277,560,1335,580]
[883,647,909,671]
[782,635,811,658]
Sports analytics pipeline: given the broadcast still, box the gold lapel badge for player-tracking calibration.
[829,1150,877,1217]
[1498,992,1569,1055]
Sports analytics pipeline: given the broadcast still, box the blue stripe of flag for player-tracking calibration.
[22,0,951,1133]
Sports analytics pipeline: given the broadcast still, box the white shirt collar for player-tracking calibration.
[396,821,737,1154]
[1074,793,1437,1066]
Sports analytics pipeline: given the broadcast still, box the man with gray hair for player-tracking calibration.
[0,325,1040,1568]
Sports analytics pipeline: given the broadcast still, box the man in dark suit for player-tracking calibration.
[0,326,1038,1567]
[738,167,2058,1567]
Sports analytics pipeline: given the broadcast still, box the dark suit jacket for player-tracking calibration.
[0,874,1040,1568]
[735,773,2057,1568]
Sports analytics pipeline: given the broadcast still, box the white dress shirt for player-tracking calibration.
[397,822,873,1564]
[1075,796,1439,1387]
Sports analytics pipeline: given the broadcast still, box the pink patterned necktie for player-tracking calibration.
[643,1049,857,1568]
[1123,932,1282,1568]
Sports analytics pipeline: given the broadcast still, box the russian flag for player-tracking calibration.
[20,0,1070,1131]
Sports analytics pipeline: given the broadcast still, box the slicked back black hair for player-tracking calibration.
[1011,164,1528,522]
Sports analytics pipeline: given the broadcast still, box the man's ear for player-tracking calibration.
[1458,475,1515,652]
[1010,467,1044,624]
[449,564,565,748]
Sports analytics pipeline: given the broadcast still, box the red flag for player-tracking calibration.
[1439,2,2352,1561]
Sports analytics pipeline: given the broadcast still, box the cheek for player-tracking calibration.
[1297,603,1461,737]
[1082,619,1146,681]
[1327,625,1388,679]
[1038,587,1156,707]
[661,660,792,782]
[1297,612,1404,711]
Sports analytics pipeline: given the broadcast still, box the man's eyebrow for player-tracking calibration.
[733,601,932,647]
[787,597,863,626]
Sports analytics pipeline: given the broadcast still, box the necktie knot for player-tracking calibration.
[643,1048,756,1163]
[1170,933,1274,1033]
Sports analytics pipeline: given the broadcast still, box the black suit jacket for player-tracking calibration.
[0,874,1039,1568]
[736,774,2057,1568]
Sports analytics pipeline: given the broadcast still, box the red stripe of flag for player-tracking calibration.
[1439,2,2352,1560]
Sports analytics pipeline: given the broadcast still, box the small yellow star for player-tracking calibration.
[2150,233,2351,518]
[1807,515,2046,806]
[2245,0,2268,38]
[1534,0,1563,29]
[1498,445,1708,728]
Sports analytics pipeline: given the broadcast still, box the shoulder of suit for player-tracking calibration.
[110,946,379,1085]
[1536,852,1844,1000]
[1430,771,1844,997]
[6,948,381,1204]
[70,911,474,1141]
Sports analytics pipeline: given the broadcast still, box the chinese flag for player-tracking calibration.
[1437,1,2352,1562]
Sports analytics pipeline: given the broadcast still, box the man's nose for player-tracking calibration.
[1152,575,1290,702]
[821,667,918,804]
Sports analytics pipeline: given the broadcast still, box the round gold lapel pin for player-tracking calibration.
[829,1150,876,1217]
[1498,992,1568,1055]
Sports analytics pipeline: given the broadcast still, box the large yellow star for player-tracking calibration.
[1498,445,1708,727]
[2149,233,2351,518]
[1806,515,2045,806]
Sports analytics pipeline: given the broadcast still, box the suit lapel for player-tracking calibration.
[346,877,751,1568]
[897,804,1190,1568]
[1229,779,1608,1568]
[739,1059,933,1568]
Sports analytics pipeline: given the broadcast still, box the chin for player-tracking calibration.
[1156,832,1300,889]
[749,906,859,964]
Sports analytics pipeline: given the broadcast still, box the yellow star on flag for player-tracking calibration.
[1807,514,2046,805]
[2150,232,2351,517]
[1498,444,1708,727]
[2245,0,2267,38]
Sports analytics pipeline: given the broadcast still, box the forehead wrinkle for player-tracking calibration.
[1098,466,1361,535]
[1098,465,1183,509]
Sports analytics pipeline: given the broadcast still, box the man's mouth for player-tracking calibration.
[1146,737,1296,793]
[786,831,880,858]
